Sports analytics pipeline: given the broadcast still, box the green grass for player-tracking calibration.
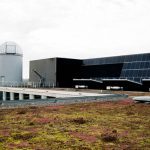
[0,99,150,150]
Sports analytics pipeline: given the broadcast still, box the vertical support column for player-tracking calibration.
[3,91,6,101]
[29,94,35,99]
[10,92,14,101]
[41,95,47,99]
[19,93,24,100]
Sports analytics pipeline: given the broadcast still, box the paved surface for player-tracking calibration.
[0,87,112,98]
[0,94,127,108]
[133,96,150,102]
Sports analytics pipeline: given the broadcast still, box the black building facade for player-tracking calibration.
[29,53,150,91]
[29,58,82,87]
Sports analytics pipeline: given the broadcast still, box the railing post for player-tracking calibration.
[10,92,14,100]
[41,95,47,99]
[29,94,35,99]
[19,93,24,100]
[2,91,6,101]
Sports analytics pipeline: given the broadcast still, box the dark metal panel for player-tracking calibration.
[56,58,82,87]
[81,63,123,79]
[29,58,57,85]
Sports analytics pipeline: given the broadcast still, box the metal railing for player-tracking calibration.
[77,77,147,85]
[0,81,56,88]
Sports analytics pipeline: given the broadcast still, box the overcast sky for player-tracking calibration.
[0,0,150,78]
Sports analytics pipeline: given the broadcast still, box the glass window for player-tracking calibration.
[128,77,132,81]
[132,55,138,62]
[142,70,147,77]
[134,78,141,82]
[97,59,101,64]
[123,63,128,69]
[100,59,104,64]
[142,54,146,61]
[124,70,128,77]
[110,57,114,63]
[126,56,130,62]
[145,69,149,77]
[142,54,147,61]
[142,62,147,69]
[127,70,131,77]
[136,55,141,61]
[104,58,107,64]
[134,78,138,82]
[97,59,100,65]
[127,63,132,69]
[141,70,144,77]
[101,59,105,64]
[118,56,122,63]
[130,63,134,69]
[133,62,137,69]
[124,56,128,62]
[129,63,133,69]
[132,70,136,77]
[140,54,144,61]
[147,69,150,77]
[129,70,133,77]
[133,70,137,77]
[107,58,111,64]
[125,63,128,69]
[140,62,145,69]
[121,56,125,62]
[136,62,141,69]
[120,70,125,77]
[146,54,150,61]
[117,56,122,63]
[129,55,133,62]
[145,62,149,68]
[94,59,98,65]
[112,57,116,64]
[147,62,150,69]
[116,57,120,63]
[138,70,143,77]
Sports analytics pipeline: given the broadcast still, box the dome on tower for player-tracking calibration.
[0,41,22,55]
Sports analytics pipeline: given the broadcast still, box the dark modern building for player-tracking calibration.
[29,58,82,87]
[29,53,150,91]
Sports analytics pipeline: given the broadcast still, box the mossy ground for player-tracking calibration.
[0,99,150,150]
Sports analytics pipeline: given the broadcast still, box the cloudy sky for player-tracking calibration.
[0,0,150,78]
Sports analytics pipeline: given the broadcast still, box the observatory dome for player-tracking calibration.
[0,41,22,55]
[0,41,23,84]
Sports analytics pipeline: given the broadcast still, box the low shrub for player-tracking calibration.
[17,110,26,115]
[71,117,87,124]
[13,132,36,140]
[101,130,118,142]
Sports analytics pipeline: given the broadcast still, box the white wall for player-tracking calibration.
[0,54,22,83]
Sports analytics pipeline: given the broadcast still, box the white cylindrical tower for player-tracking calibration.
[0,42,23,86]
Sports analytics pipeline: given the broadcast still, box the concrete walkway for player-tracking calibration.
[133,96,150,103]
[0,87,111,98]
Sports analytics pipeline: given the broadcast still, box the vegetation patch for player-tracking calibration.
[17,110,26,115]
[12,132,36,140]
[0,98,149,149]
[71,117,87,124]
[100,129,118,142]
[70,131,97,143]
